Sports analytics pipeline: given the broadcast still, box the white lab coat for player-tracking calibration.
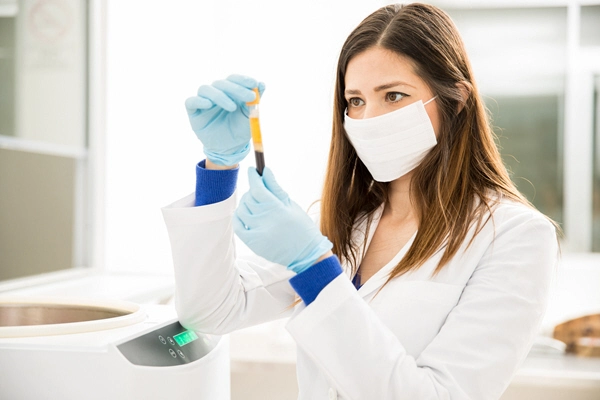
[162,192,558,400]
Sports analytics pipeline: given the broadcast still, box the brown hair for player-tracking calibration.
[320,3,556,284]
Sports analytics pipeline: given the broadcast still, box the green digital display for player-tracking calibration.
[173,330,199,347]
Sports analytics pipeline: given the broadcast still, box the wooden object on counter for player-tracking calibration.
[553,313,600,357]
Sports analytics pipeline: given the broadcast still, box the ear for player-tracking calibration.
[456,81,470,114]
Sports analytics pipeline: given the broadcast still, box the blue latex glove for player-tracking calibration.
[233,167,333,274]
[185,74,266,166]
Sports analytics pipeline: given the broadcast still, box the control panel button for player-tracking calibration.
[158,335,167,345]
[167,337,175,346]
[169,349,177,358]
[177,350,185,359]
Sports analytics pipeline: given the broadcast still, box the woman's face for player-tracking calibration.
[344,46,440,136]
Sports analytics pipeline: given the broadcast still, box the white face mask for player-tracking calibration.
[344,97,437,182]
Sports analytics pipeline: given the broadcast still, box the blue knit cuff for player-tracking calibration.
[289,255,343,305]
[194,159,239,206]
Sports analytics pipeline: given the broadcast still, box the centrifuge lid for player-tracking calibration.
[0,297,146,338]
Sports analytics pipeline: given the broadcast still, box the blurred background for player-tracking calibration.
[1,0,600,399]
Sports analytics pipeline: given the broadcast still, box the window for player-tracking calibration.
[487,95,564,224]
[0,0,89,281]
[592,76,600,251]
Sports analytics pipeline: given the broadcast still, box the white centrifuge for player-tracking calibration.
[0,297,230,399]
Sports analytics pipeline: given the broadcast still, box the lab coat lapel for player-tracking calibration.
[356,231,417,298]
[344,205,384,280]
[344,204,418,298]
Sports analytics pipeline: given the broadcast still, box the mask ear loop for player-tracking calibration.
[424,96,438,106]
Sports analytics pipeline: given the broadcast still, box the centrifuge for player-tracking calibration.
[0,297,230,399]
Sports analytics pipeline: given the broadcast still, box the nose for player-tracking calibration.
[362,104,386,119]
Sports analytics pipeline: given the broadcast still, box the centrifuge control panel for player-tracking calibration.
[117,321,220,366]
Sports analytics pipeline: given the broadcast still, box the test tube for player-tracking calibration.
[246,87,265,175]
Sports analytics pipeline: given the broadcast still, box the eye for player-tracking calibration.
[386,92,407,103]
[347,97,365,108]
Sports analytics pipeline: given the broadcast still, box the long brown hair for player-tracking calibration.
[320,3,554,283]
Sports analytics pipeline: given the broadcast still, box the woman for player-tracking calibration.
[163,3,560,399]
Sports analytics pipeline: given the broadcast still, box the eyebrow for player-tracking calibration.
[345,81,416,95]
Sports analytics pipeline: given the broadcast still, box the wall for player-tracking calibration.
[104,0,379,273]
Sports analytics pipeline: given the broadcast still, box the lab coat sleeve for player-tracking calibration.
[194,159,239,206]
[286,210,558,399]
[162,193,296,335]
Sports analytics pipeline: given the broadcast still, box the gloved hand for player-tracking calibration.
[233,167,333,274]
[185,74,266,166]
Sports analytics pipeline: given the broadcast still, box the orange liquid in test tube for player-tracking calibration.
[246,88,265,175]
